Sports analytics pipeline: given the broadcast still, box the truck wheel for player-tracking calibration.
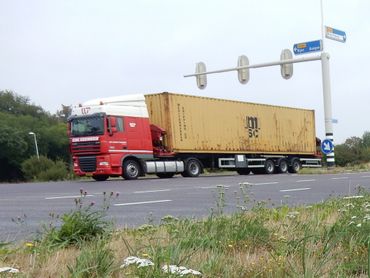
[123,159,140,180]
[277,158,288,173]
[156,173,175,179]
[264,159,275,174]
[181,158,202,177]
[92,175,109,181]
[237,169,250,175]
[288,158,301,173]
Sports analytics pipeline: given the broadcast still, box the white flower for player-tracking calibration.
[120,256,154,268]
[287,211,300,218]
[0,267,20,273]
[345,203,355,208]
[351,216,357,219]
[162,265,202,276]
[356,223,362,228]
[364,214,370,221]
[348,221,355,225]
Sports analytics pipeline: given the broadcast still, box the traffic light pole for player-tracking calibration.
[321,52,334,167]
[184,52,335,167]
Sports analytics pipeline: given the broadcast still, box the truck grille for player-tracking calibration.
[78,156,97,172]
[72,141,100,155]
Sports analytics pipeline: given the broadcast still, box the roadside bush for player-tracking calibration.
[40,191,114,249]
[21,155,68,181]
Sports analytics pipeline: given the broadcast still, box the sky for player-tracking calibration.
[0,0,369,143]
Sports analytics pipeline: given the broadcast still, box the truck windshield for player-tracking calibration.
[70,116,104,137]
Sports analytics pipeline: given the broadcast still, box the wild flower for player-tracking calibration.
[25,242,34,248]
[363,214,370,221]
[356,223,362,228]
[162,265,202,276]
[161,215,179,222]
[0,267,20,273]
[137,224,155,233]
[287,211,299,218]
[120,256,154,268]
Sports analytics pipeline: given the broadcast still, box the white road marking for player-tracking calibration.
[199,186,230,189]
[254,182,279,186]
[280,188,311,192]
[114,200,172,206]
[45,195,94,200]
[331,177,349,180]
[133,189,171,194]
[296,179,316,183]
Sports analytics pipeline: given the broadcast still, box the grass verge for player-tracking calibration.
[1,188,370,277]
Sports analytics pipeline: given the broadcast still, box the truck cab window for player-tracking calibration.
[70,115,104,137]
[116,117,124,132]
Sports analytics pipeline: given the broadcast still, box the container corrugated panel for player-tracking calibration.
[145,92,316,155]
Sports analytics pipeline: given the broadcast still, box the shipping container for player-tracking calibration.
[145,92,316,155]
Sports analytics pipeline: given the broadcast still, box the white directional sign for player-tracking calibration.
[325,26,346,43]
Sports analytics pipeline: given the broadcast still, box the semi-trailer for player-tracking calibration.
[68,92,321,181]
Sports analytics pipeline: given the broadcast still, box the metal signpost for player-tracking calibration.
[184,2,345,168]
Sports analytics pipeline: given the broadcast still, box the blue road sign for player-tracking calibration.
[321,139,334,155]
[293,40,322,55]
[325,26,346,43]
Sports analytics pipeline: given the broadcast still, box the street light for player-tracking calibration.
[28,132,40,160]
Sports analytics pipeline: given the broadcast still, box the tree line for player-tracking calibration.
[0,90,70,181]
[0,90,369,182]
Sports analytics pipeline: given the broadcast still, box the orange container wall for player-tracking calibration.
[145,92,316,155]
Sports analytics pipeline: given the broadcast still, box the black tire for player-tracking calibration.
[277,158,288,173]
[264,159,275,174]
[288,158,301,173]
[237,169,251,175]
[181,158,202,177]
[156,173,175,179]
[122,159,141,180]
[92,175,109,181]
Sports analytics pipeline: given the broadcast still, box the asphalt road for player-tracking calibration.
[1,171,370,242]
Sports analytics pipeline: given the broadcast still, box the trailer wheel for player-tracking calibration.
[156,173,175,179]
[92,175,109,181]
[288,158,301,173]
[277,158,288,173]
[122,159,140,180]
[264,159,275,174]
[181,158,202,177]
[237,169,250,175]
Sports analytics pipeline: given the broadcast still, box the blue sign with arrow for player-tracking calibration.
[321,139,334,155]
[325,26,346,43]
[293,40,322,55]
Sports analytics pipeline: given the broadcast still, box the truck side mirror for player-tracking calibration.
[108,117,117,136]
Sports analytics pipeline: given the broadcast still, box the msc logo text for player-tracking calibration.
[246,116,260,138]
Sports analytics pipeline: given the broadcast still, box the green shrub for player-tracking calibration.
[42,207,111,249]
[21,155,68,181]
